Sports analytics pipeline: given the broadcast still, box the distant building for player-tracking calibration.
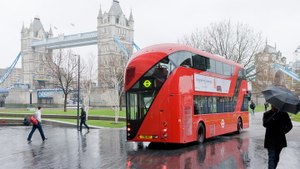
[291,46,300,95]
[252,43,293,104]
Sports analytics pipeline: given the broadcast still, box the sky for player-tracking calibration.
[1,0,300,69]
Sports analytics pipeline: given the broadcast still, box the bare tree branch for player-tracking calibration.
[178,20,263,80]
[43,49,80,112]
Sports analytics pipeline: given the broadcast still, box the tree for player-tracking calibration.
[99,54,127,123]
[179,20,263,79]
[43,49,80,112]
[81,53,98,117]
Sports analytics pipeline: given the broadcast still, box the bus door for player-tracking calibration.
[126,89,156,140]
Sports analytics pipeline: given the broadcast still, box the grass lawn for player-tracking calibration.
[1,108,126,128]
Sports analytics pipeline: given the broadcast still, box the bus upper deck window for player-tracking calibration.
[153,65,168,86]
[180,58,191,68]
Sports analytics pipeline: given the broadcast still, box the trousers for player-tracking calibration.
[27,122,46,141]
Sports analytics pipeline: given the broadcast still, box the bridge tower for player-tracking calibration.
[97,0,134,87]
[21,17,53,89]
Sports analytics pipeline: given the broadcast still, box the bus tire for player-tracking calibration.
[236,118,242,134]
[197,123,205,144]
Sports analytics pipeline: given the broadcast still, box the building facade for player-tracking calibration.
[252,43,293,104]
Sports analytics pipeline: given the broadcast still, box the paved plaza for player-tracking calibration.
[0,125,133,169]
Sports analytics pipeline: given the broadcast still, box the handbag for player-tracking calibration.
[30,116,38,125]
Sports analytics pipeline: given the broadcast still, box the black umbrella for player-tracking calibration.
[262,86,300,114]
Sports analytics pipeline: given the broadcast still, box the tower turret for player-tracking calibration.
[97,0,134,87]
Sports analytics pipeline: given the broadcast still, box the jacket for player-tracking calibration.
[80,110,87,120]
[263,110,293,148]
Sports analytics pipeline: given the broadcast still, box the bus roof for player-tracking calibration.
[131,43,244,68]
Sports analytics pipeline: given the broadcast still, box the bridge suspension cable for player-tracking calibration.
[274,63,300,82]
[0,52,21,84]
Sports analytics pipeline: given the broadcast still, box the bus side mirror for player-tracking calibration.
[246,91,251,101]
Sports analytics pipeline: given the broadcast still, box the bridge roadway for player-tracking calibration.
[0,112,299,169]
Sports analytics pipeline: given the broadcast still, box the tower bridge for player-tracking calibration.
[31,31,98,49]
[0,0,137,106]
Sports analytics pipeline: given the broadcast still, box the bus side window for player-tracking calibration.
[153,66,168,87]
[194,101,200,115]
[180,58,191,68]
[217,97,224,113]
[192,54,208,71]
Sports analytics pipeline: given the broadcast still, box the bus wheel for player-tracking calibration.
[236,118,242,134]
[197,123,205,144]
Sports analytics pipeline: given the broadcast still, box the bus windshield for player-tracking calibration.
[126,57,172,121]
[126,51,196,121]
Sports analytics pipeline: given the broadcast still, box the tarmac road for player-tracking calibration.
[0,112,299,169]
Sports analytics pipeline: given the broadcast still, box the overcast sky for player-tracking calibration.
[1,0,300,68]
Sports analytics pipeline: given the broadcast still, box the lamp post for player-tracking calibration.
[75,54,80,130]
[29,89,33,106]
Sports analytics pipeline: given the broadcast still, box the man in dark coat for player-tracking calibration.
[263,104,293,169]
[250,100,256,115]
[80,108,90,132]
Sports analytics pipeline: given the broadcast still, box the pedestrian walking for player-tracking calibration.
[264,102,269,111]
[249,100,256,115]
[79,107,90,132]
[27,106,47,143]
[263,104,293,169]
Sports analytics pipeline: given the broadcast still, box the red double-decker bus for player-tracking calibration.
[124,43,250,144]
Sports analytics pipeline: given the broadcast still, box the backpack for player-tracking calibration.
[23,116,30,126]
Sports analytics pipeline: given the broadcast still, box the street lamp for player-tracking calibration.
[73,54,80,130]
[29,89,33,106]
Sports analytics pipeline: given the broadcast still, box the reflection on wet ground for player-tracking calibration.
[127,135,251,169]
[1,113,300,169]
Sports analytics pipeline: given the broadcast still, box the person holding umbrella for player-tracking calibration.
[263,104,293,169]
[262,86,298,169]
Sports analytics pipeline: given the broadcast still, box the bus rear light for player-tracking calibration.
[163,133,168,138]
[163,128,167,132]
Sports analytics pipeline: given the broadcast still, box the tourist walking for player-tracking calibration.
[263,104,293,169]
[264,102,269,111]
[27,106,47,143]
[249,100,256,115]
[79,108,90,132]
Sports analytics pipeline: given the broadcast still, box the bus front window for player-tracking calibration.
[127,91,155,121]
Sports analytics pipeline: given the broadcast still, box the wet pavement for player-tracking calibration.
[0,113,300,169]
